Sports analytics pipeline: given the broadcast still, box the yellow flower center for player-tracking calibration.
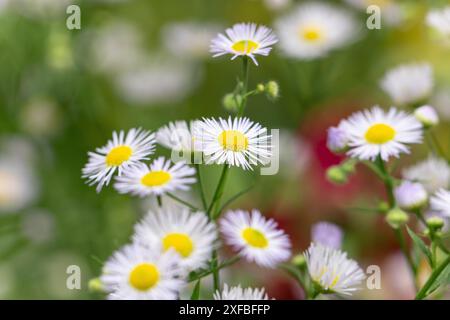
[218,130,248,152]
[141,171,172,187]
[301,26,322,42]
[365,123,396,144]
[129,263,159,291]
[231,40,259,54]
[242,227,268,248]
[163,233,194,258]
[105,145,132,166]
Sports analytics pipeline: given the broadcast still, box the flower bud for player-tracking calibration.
[292,254,306,268]
[88,278,104,293]
[256,83,265,93]
[326,166,347,184]
[385,208,409,229]
[222,93,241,112]
[326,125,349,153]
[394,181,428,211]
[265,81,280,100]
[414,105,439,128]
[426,216,445,231]
[378,201,390,213]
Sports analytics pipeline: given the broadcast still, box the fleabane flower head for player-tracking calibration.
[311,222,343,250]
[414,105,439,128]
[430,189,450,217]
[82,128,155,192]
[156,120,202,154]
[220,209,291,268]
[326,123,349,153]
[133,204,217,271]
[214,284,271,300]
[114,157,196,197]
[380,63,434,106]
[394,181,428,211]
[210,23,278,65]
[194,117,271,170]
[402,156,450,193]
[340,106,423,161]
[275,2,358,60]
[100,242,185,300]
[304,243,365,296]
[426,6,450,38]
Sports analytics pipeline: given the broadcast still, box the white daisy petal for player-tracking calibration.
[156,120,202,153]
[220,209,291,268]
[82,128,156,192]
[114,156,196,197]
[210,23,278,65]
[305,242,365,296]
[430,189,450,217]
[100,242,185,300]
[402,156,450,193]
[214,284,271,300]
[339,106,423,161]
[133,203,217,271]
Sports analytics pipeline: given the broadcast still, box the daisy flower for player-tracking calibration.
[214,284,271,300]
[426,6,450,38]
[304,242,365,296]
[133,204,217,271]
[430,189,450,217]
[156,120,202,154]
[414,105,439,128]
[82,128,155,192]
[194,117,271,170]
[380,63,434,106]
[210,23,278,65]
[394,181,428,211]
[275,2,358,60]
[220,209,291,268]
[100,242,185,300]
[114,157,196,197]
[311,222,343,250]
[402,156,450,193]
[340,106,423,161]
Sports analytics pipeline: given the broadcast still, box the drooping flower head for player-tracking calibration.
[210,23,278,65]
[394,181,428,211]
[311,222,343,249]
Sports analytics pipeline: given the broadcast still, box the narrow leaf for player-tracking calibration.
[190,280,201,300]
[406,226,432,267]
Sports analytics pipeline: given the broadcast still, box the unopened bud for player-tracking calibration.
[265,81,280,100]
[222,93,241,112]
[326,166,347,184]
[426,216,445,231]
[386,208,409,229]
[88,278,104,293]
[292,254,306,268]
[256,83,265,93]
[414,105,439,128]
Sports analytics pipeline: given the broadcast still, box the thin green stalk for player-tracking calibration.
[195,164,207,210]
[211,250,220,291]
[189,256,240,282]
[166,193,199,211]
[157,195,162,207]
[415,254,450,300]
[207,165,230,219]
[237,57,249,117]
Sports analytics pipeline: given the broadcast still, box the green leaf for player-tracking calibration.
[427,263,450,295]
[406,226,432,267]
[190,280,201,300]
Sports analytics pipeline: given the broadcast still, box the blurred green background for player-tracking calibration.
[0,0,449,299]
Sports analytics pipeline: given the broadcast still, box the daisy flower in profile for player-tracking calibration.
[100,242,184,300]
[402,156,450,193]
[220,209,291,268]
[340,106,423,161]
[426,6,450,38]
[394,181,428,211]
[82,128,155,192]
[133,204,217,271]
[214,284,271,300]
[380,63,434,106]
[194,117,271,170]
[311,222,343,250]
[156,120,202,154]
[430,189,450,217]
[304,242,365,296]
[114,157,195,197]
[275,2,358,60]
[210,23,278,65]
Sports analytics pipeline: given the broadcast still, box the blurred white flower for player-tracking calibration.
[90,21,147,74]
[21,209,55,244]
[327,123,349,153]
[157,120,202,153]
[414,105,439,128]
[162,22,220,60]
[430,189,450,217]
[344,0,404,26]
[394,181,428,211]
[263,0,291,11]
[426,6,450,38]
[0,155,38,214]
[278,131,311,177]
[20,98,62,137]
[11,0,73,17]
[115,58,200,106]
[214,284,271,300]
[275,2,359,60]
[402,156,450,193]
[380,63,434,106]
[311,222,343,249]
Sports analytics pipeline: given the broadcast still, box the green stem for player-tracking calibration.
[211,250,220,291]
[237,56,249,117]
[415,254,450,300]
[207,165,230,219]
[157,195,162,207]
[189,256,240,282]
[195,164,207,210]
[166,193,199,211]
